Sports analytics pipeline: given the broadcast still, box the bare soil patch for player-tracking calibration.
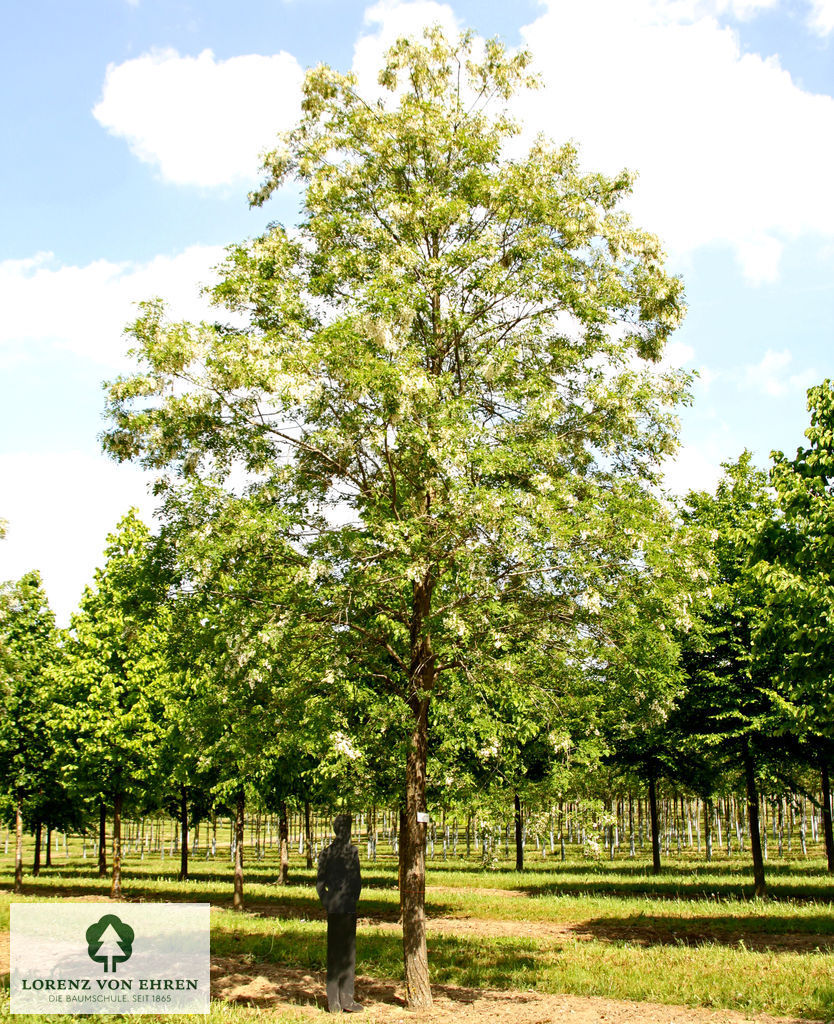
[211,955,806,1024]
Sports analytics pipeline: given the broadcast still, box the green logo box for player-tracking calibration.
[10,903,210,1014]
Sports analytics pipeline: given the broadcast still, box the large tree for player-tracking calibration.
[103,28,687,1005]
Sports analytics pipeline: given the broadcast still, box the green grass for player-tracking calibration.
[3,838,834,1020]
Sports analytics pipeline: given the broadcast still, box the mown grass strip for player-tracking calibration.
[4,852,834,1021]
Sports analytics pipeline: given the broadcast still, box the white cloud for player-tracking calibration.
[0,245,226,367]
[734,234,784,286]
[661,340,695,368]
[740,347,818,396]
[663,443,725,494]
[807,0,834,34]
[93,48,304,187]
[694,364,719,393]
[510,0,834,284]
[0,452,159,626]
[714,0,780,17]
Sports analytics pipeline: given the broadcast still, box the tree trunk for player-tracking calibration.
[110,792,123,899]
[179,784,189,881]
[704,797,713,862]
[743,745,766,897]
[33,821,42,876]
[514,793,524,871]
[14,798,24,893]
[648,772,661,874]
[279,800,289,884]
[402,699,431,1008]
[233,790,245,910]
[398,804,406,921]
[45,825,52,867]
[304,799,313,870]
[823,765,834,868]
[98,800,107,877]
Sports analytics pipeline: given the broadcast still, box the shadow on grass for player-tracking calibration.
[579,913,834,951]
[506,862,834,902]
[211,923,541,1007]
[0,878,460,928]
[0,864,399,890]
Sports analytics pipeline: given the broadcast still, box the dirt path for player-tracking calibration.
[211,955,806,1024]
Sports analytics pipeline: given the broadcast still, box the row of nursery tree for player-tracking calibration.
[7,785,834,879]
[3,403,834,952]
[2,27,834,1007]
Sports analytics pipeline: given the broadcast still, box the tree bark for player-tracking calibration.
[402,698,431,1008]
[279,800,289,884]
[304,799,313,870]
[743,745,766,897]
[514,793,524,871]
[821,763,834,872]
[179,784,189,881]
[33,821,42,876]
[398,804,406,921]
[14,798,24,893]
[704,797,713,862]
[648,772,661,874]
[233,790,245,910]
[98,799,107,877]
[110,791,123,899]
[45,825,52,867]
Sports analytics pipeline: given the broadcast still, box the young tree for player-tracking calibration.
[678,454,783,897]
[148,480,348,905]
[764,380,834,870]
[0,571,58,893]
[103,29,687,1004]
[58,511,167,898]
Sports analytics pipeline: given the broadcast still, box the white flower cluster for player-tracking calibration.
[332,730,360,760]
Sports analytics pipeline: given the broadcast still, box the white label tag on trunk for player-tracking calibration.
[417,812,430,824]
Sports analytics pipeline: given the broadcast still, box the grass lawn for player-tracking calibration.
[2,834,834,1021]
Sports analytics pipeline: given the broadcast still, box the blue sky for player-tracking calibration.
[1,0,833,623]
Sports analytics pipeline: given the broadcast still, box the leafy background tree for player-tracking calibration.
[760,379,834,870]
[0,570,59,892]
[675,454,783,896]
[56,510,168,898]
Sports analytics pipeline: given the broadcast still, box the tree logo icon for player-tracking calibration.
[85,914,135,973]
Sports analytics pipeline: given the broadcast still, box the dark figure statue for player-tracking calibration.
[316,814,363,1013]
